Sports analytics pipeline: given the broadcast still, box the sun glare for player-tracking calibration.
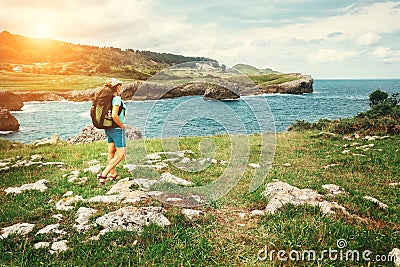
[32,23,52,39]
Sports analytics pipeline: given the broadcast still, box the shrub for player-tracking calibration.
[369,89,388,107]
[289,90,400,135]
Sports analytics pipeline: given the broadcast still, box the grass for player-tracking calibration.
[0,131,399,266]
[1,70,304,93]
[249,73,300,87]
[0,71,110,92]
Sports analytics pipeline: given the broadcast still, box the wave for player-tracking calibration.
[78,111,90,118]
[0,131,14,135]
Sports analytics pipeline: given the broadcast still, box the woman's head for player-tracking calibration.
[105,78,123,94]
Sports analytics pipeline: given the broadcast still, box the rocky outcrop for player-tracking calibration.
[260,74,313,94]
[0,108,19,131]
[251,181,349,216]
[16,88,98,102]
[0,90,24,111]
[120,82,141,100]
[125,82,240,101]
[11,74,313,103]
[203,83,240,100]
[67,124,142,144]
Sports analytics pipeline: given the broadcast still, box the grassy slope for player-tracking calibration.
[0,68,302,93]
[0,71,107,92]
[0,131,399,266]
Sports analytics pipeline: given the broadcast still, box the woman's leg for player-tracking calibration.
[101,147,126,177]
[107,142,117,176]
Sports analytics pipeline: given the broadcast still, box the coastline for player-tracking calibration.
[10,74,314,103]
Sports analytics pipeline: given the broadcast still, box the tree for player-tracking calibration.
[369,89,388,107]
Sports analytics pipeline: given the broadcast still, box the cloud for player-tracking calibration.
[371,46,400,63]
[357,32,381,45]
[0,0,399,78]
[308,49,358,63]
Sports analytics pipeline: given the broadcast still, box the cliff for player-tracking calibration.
[12,73,313,103]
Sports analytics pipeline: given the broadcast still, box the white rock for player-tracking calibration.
[282,163,292,167]
[147,191,163,196]
[52,214,63,221]
[88,195,125,203]
[191,195,206,204]
[145,159,161,164]
[121,191,148,203]
[262,181,348,215]
[95,206,170,234]
[166,197,183,202]
[248,163,261,168]
[36,223,66,236]
[390,248,400,266]
[83,164,103,174]
[152,162,169,170]
[34,242,50,249]
[50,240,68,254]
[182,209,204,219]
[324,163,339,169]
[63,191,74,197]
[250,210,265,217]
[70,170,80,176]
[74,207,98,232]
[356,144,374,150]
[0,223,35,239]
[123,164,136,172]
[31,154,43,161]
[322,184,348,196]
[107,178,136,195]
[55,196,84,211]
[363,196,388,209]
[4,179,49,194]
[145,152,162,160]
[180,157,191,164]
[342,150,351,154]
[132,178,159,191]
[239,213,247,220]
[159,172,192,186]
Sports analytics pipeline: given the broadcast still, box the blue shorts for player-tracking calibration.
[105,128,126,148]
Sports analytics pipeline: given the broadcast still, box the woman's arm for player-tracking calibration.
[111,105,125,129]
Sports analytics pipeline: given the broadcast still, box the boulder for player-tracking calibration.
[203,83,240,100]
[0,90,24,111]
[67,124,142,144]
[95,206,170,233]
[0,108,19,131]
[261,74,313,94]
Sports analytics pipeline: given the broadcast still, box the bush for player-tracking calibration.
[289,90,400,135]
[369,89,388,107]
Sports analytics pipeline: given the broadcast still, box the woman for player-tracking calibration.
[97,78,126,186]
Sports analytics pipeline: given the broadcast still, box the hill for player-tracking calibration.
[232,63,278,75]
[0,31,215,79]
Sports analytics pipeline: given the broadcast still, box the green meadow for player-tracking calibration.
[0,129,399,266]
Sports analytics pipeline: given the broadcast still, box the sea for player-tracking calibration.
[2,79,400,144]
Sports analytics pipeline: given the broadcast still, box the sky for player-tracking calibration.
[1,0,400,79]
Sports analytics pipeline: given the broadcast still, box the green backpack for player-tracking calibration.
[90,87,124,129]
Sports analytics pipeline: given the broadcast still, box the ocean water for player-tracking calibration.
[3,79,400,144]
